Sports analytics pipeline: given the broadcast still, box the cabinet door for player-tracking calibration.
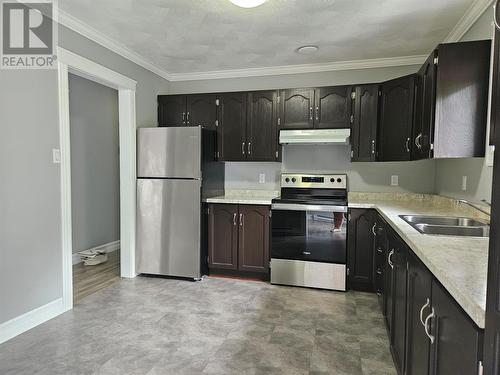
[280,88,315,129]
[238,205,270,273]
[374,217,388,310]
[314,86,352,129]
[347,209,375,292]
[491,28,500,146]
[208,204,239,270]
[158,95,186,127]
[412,52,436,160]
[392,237,408,374]
[385,234,395,336]
[218,92,247,161]
[186,94,217,129]
[378,75,416,161]
[406,251,432,375]
[247,91,278,161]
[351,85,379,161]
[429,280,482,375]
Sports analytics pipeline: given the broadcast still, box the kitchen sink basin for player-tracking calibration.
[399,215,487,227]
[399,215,489,237]
[414,223,490,237]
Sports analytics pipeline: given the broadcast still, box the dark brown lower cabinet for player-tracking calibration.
[238,205,270,272]
[347,209,376,291]
[208,204,239,270]
[391,234,408,374]
[406,251,432,375]
[208,203,270,276]
[429,280,483,375]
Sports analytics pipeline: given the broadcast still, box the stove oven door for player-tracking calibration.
[270,204,347,290]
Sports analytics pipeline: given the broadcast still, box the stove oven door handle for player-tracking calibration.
[271,203,348,213]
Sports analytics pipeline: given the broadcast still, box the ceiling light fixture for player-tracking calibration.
[296,45,319,55]
[229,0,268,8]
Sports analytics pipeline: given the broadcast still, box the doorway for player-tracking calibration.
[57,47,137,312]
[69,74,120,303]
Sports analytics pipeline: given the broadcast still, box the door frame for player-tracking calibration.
[57,47,137,311]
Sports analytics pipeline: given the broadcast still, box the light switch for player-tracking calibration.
[259,173,266,184]
[52,149,61,164]
[391,175,399,186]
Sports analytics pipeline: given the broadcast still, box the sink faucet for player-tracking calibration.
[457,199,491,216]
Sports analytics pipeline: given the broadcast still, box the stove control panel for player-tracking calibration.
[281,174,347,189]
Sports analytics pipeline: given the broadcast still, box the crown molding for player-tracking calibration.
[57,9,172,81]
[167,55,428,81]
[444,0,494,42]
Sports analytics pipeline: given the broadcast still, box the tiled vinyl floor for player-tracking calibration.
[0,277,396,375]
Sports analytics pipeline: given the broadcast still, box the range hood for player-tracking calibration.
[279,128,350,145]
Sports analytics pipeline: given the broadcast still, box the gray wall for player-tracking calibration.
[0,25,169,325]
[69,74,120,254]
[0,70,62,323]
[434,5,494,202]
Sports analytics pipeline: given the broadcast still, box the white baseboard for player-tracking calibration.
[72,240,120,265]
[0,298,66,344]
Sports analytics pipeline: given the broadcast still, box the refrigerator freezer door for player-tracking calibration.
[137,127,201,179]
[136,178,201,278]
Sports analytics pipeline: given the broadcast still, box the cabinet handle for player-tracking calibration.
[239,213,243,226]
[419,297,430,326]
[377,247,383,254]
[424,307,435,344]
[415,133,422,149]
[388,249,394,269]
[495,0,500,30]
[186,112,190,125]
[372,223,377,236]
[242,142,245,155]
[405,137,411,153]
[371,140,376,154]
[233,213,237,226]
[315,106,319,121]
[309,106,313,121]
[182,112,186,125]
[248,142,251,155]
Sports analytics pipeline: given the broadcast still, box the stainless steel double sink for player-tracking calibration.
[399,215,490,237]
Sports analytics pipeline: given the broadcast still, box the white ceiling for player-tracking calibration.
[59,0,477,76]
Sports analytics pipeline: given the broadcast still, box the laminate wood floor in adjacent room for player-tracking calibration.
[73,250,120,304]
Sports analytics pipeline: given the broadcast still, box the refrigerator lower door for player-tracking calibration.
[136,178,201,278]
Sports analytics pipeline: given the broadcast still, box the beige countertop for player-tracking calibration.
[349,192,490,328]
[205,189,280,205]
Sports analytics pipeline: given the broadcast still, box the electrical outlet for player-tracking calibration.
[391,175,399,186]
[462,176,467,191]
[259,173,266,184]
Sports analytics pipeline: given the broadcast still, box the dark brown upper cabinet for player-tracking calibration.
[158,94,217,128]
[186,94,217,130]
[158,95,186,126]
[247,91,279,161]
[412,52,437,160]
[378,74,416,161]
[351,85,379,161]
[416,40,490,158]
[280,87,352,130]
[314,86,352,129]
[217,92,247,161]
[280,88,315,129]
[208,204,239,270]
[347,208,376,292]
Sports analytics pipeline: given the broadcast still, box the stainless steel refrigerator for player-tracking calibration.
[136,126,224,279]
